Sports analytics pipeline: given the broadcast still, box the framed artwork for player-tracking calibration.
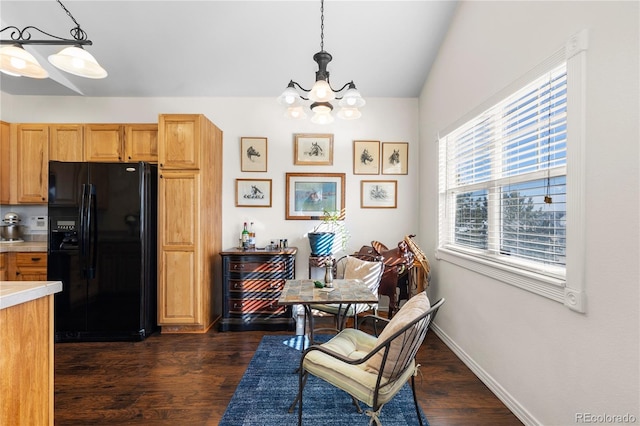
[285,173,345,220]
[240,137,267,172]
[361,180,397,208]
[294,133,333,165]
[353,140,380,175]
[235,178,272,207]
[381,142,408,175]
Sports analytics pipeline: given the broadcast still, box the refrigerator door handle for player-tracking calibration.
[79,183,89,278]
[87,184,98,279]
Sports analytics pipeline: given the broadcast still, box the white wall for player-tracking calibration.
[0,95,420,285]
[418,1,639,425]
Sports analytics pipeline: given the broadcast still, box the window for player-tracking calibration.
[436,31,587,310]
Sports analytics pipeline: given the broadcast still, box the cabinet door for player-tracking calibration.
[50,124,84,161]
[124,124,158,163]
[16,124,49,203]
[0,253,7,281]
[158,170,201,325]
[85,124,123,162]
[0,121,10,204]
[11,252,47,281]
[158,115,199,170]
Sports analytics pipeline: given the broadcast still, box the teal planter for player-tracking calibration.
[308,232,335,256]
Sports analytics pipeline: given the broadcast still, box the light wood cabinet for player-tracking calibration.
[0,253,7,281]
[157,114,222,333]
[158,115,200,170]
[49,124,84,161]
[0,121,10,204]
[7,252,48,281]
[85,124,123,162]
[16,124,49,203]
[125,124,158,162]
[0,293,55,426]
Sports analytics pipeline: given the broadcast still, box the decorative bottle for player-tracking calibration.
[249,222,256,249]
[241,222,249,249]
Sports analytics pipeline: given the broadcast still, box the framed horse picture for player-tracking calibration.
[236,179,272,207]
[381,142,408,175]
[294,133,333,165]
[353,140,380,175]
[241,137,267,172]
[285,173,345,220]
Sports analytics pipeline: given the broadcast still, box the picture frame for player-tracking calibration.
[361,180,397,208]
[353,140,380,175]
[240,137,267,172]
[381,142,408,175]
[294,133,333,165]
[235,178,272,207]
[285,173,345,220]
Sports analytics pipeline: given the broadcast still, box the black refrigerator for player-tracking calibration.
[47,161,157,342]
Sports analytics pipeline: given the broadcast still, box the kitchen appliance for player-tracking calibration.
[1,212,24,241]
[47,161,157,342]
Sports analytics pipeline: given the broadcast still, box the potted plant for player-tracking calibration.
[308,209,350,256]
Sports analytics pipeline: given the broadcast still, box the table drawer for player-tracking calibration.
[228,279,284,292]
[227,261,286,273]
[228,298,286,315]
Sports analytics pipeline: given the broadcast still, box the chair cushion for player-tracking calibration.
[344,256,383,295]
[365,292,430,378]
[303,328,415,407]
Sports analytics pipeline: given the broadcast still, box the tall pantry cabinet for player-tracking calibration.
[157,114,222,333]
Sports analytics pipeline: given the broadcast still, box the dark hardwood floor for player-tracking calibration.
[54,322,523,425]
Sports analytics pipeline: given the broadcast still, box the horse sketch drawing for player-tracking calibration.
[246,145,261,161]
[305,142,324,157]
[389,149,400,165]
[369,185,389,200]
[243,185,264,199]
[360,148,374,165]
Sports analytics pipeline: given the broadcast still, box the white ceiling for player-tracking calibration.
[0,0,458,98]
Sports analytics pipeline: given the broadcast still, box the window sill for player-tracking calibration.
[435,247,566,303]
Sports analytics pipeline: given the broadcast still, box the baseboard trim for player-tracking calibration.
[430,323,541,426]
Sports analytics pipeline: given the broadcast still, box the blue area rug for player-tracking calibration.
[219,334,429,425]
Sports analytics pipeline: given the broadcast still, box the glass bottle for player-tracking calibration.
[241,222,249,249]
[249,222,256,249]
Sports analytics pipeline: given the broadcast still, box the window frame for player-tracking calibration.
[435,30,588,312]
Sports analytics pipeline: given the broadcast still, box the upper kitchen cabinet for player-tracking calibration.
[16,124,49,204]
[84,124,123,162]
[49,124,84,162]
[124,124,158,163]
[0,121,10,204]
[158,115,200,170]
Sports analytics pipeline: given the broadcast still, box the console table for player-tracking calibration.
[219,247,297,331]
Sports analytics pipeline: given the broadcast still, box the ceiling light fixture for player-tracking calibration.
[0,0,107,79]
[277,0,365,124]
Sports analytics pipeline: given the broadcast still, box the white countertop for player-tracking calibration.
[0,241,48,253]
[0,281,62,310]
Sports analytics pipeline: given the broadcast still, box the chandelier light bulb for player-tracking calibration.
[309,79,335,103]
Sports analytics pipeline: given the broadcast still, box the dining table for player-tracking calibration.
[277,278,379,346]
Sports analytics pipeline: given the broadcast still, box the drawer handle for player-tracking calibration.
[232,264,245,270]
[233,283,242,289]
[31,257,41,261]
[233,302,244,309]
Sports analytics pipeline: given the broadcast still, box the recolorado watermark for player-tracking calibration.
[576,413,637,424]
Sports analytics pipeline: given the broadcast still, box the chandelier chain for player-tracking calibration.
[320,0,324,51]
[56,0,88,41]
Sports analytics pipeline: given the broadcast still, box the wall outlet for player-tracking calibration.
[28,216,48,231]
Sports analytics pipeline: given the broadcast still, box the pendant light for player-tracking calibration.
[0,0,107,79]
[277,0,365,123]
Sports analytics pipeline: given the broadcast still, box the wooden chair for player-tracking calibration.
[291,293,445,425]
[308,254,384,333]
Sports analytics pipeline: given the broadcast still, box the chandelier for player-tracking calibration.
[277,0,365,124]
[0,0,107,79]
